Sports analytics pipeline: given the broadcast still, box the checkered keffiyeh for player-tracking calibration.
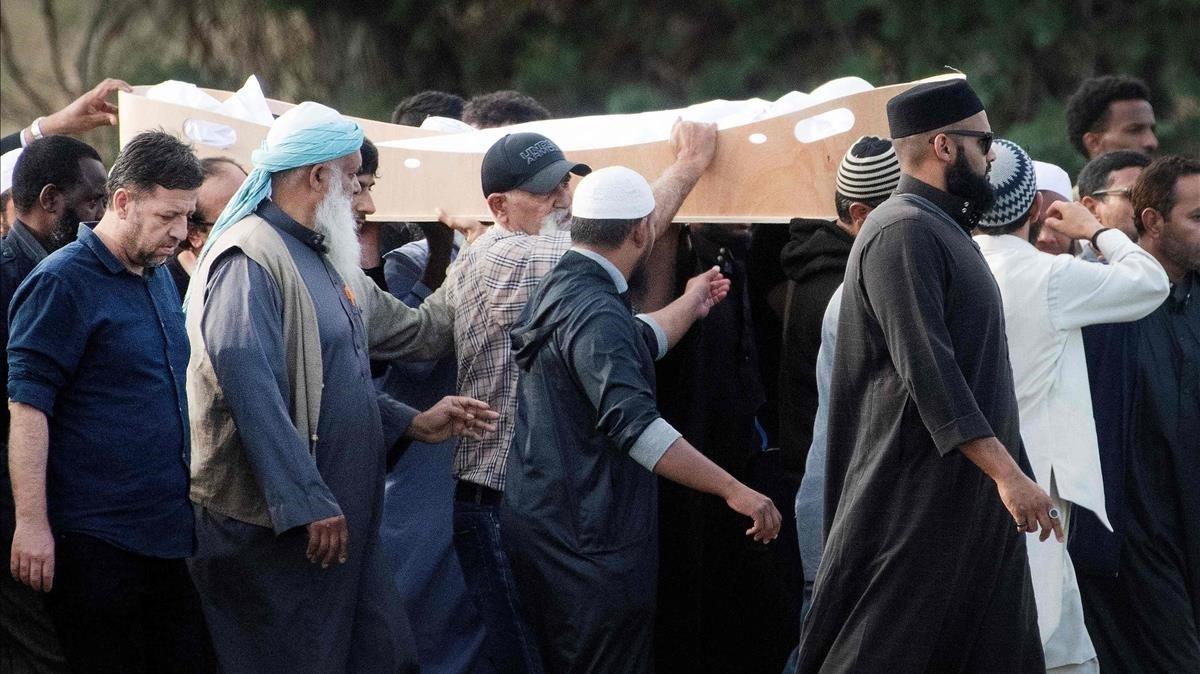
[979,138,1037,229]
[449,226,571,490]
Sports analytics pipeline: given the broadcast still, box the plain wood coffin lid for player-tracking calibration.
[118,74,962,222]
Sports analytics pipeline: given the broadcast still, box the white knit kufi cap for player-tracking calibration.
[571,165,656,220]
[1034,160,1072,199]
[835,136,900,200]
[979,138,1038,229]
[0,148,21,193]
[266,101,345,148]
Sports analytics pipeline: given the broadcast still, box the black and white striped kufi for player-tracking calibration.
[835,136,900,201]
[978,138,1037,229]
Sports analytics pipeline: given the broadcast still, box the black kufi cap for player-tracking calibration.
[887,79,985,139]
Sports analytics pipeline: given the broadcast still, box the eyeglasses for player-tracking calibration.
[1090,188,1131,200]
[930,130,994,155]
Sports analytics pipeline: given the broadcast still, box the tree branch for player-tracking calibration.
[0,14,54,113]
[41,0,75,96]
[75,0,113,90]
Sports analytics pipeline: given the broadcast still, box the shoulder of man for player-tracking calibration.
[25,240,88,279]
[201,214,292,276]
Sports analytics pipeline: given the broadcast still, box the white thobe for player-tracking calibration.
[976,229,1169,669]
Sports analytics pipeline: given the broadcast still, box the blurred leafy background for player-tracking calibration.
[3,0,1198,175]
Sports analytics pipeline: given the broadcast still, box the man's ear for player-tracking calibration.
[631,216,651,247]
[1081,195,1102,218]
[1026,192,1044,227]
[112,187,133,220]
[1138,207,1164,239]
[306,164,326,193]
[486,193,508,226]
[848,202,872,229]
[37,184,63,214]
[1082,131,1103,159]
[931,134,953,163]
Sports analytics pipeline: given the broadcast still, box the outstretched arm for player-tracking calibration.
[642,266,730,351]
[653,437,781,543]
[18,78,133,146]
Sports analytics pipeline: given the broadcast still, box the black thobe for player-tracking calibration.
[502,251,670,674]
[797,176,1043,673]
[1076,271,1200,672]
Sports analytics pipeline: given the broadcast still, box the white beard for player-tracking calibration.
[539,208,570,235]
[313,179,362,283]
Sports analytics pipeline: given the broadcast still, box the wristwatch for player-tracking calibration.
[1089,227,1112,248]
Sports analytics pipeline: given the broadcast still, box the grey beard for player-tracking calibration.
[314,181,362,283]
[539,209,570,235]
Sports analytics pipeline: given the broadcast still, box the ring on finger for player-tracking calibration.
[1048,507,1061,519]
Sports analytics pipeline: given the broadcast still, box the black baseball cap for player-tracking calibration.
[480,132,591,197]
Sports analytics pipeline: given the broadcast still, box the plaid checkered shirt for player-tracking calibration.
[449,226,572,490]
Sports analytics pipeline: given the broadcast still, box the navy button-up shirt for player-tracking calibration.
[7,225,193,558]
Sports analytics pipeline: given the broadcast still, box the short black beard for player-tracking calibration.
[46,210,82,252]
[1027,218,1044,246]
[946,151,996,213]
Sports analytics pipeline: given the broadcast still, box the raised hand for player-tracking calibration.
[435,207,488,245]
[669,119,719,170]
[42,78,133,136]
[1044,200,1104,242]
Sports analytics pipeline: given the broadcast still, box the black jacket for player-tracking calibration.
[1,132,20,155]
[777,218,853,471]
[503,251,663,673]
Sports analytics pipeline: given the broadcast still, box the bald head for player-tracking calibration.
[195,160,246,224]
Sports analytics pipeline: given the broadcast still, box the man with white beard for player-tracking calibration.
[184,102,496,673]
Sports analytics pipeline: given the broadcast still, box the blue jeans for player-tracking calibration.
[452,499,543,674]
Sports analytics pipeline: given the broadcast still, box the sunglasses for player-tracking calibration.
[930,130,994,155]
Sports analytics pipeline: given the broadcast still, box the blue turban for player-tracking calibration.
[195,102,364,269]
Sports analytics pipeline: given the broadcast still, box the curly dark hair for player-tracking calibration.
[1077,150,1151,197]
[391,90,465,126]
[106,130,203,199]
[11,136,103,212]
[1065,75,1151,157]
[1130,155,1200,234]
[462,90,551,129]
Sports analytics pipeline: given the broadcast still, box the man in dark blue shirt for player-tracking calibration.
[7,131,215,672]
[1075,156,1200,673]
[1,134,105,673]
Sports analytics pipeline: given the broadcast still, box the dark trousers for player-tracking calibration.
[1,568,67,673]
[44,532,216,674]
[452,490,543,674]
